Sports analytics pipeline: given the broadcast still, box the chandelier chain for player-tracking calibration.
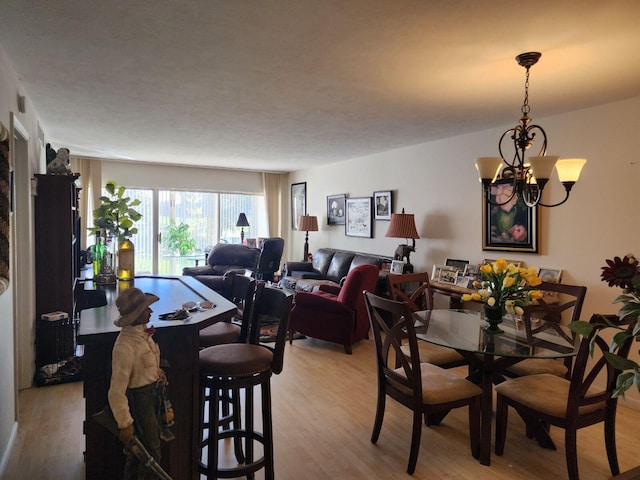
[521,66,531,116]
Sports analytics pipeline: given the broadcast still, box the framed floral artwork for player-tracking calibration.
[345,197,372,238]
[482,179,538,253]
[291,182,306,230]
[327,193,346,226]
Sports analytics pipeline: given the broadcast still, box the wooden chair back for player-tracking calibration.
[521,281,587,344]
[249,282,294,374]
[387,272,434,312]
[223,272,257,343]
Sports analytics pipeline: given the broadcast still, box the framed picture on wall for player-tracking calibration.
[327,193,346,226]
[345,197,372,238]
[291,182,307,230]
[373,190,392,220]
[482,178,538,253]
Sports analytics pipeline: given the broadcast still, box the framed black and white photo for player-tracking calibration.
[431,264,446,283]
[291,182,306,230]
[345,197,372,238]
[537,267,562,284]
[445,258,469,273]
[390,260,404,274]
[438,267,459,285]
[327,193,346,226]
[373,190,392,220]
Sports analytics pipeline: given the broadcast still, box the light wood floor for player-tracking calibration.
[4,336,640,480]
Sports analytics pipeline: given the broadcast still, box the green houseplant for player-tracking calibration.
[165,221,196,256]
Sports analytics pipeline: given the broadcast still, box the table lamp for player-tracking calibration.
[298,214,318,262]
[236,213,250,244]
[385,208,419,273]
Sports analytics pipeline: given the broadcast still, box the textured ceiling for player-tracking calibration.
[1,0,639,172]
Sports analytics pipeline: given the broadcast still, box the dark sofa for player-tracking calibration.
[279,247,392,294]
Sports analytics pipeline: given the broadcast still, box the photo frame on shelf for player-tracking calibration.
[327,193,346,226]
[456,275,476,289]
[431,264,446,282]
[390,260,404,274]
[445,258,469,273]
[291,182,307,230]
[482,178,538,253]
[464,263,480,276]
[345,197,372,238]
[438,267,459,285]
[373,190,392,220]
[537,268,562,283]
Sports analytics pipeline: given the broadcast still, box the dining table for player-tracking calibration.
[413,308,578,466]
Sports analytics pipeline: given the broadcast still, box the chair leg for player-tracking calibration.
[371,389,386,444]
[425,409,450,426]
[565,428,579,480]
[344,342,352,355]
[407,410,422,475]
[262,380,275,480]
[469,396,481,460]
[605,408,621,476]
[494,394,507,456]
[206,386,221,477]
[230,387,245,463]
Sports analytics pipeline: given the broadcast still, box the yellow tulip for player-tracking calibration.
[503,276,516,288]
[495,259,508,273]
[480,264,492,275]
[530,290,543,300]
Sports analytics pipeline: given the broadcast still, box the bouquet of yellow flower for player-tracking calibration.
[461,259,543,316]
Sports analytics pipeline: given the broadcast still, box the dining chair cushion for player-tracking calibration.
[200,343,273,377]
[506,358,568,377]
[401,343,466,366]
[199,322,242,347]
[495,373,605,418]
[393,363,482,404]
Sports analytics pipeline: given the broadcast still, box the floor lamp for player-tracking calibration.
[298,215,318,262]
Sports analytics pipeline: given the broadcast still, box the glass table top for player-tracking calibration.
[414,309,577,359]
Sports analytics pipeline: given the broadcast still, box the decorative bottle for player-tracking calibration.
[117,231,135,281]
[92,230,104,277]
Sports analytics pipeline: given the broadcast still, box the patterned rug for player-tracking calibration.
[259,320,304,343]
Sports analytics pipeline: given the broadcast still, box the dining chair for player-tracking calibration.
[495,313,636,480]
[387,272,467,368]
[364,291,482,475]
[198,282,293,479]
[505,282,586,378]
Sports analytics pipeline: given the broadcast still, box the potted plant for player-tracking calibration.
[165,221,196,256]
[91,181,142,283]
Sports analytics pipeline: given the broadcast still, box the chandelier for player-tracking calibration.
[475,52,586,208]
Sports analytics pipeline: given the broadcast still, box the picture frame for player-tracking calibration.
[482,178,538,253]
[438,267,459,285]
[327,193,346,226]
[245,238,257,248]
[431,264,446,282]
[291,182,307,230]
[345,197,373,238]
[464,263,480,276]
[537,268,562,284]
[456,275,476,289]
[445,258,469,273]
[390,260,404,274]
[373,190,392,220]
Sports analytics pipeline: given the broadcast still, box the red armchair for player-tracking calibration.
[288,264,380,354]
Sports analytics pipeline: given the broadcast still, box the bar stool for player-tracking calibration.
[198,282,293,479]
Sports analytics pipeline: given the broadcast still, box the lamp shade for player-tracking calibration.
[555,158,587,183]
[385,212,419,239]
[298,215,318,232]
[236,213,250,227]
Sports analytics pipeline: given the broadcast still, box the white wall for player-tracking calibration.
[288,96,640,408]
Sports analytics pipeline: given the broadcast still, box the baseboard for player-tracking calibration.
[0,421,18,477]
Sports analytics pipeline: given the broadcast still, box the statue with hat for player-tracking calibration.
[107,287,175,479]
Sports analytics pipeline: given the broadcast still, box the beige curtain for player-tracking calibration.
[263,172,287,238]
[70,157,102,249]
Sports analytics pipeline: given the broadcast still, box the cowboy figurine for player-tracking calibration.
[108,287,174,479]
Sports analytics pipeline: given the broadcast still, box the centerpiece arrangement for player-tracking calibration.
[91,181,142,283]
[461,258,542,333]
[570,254,640,397]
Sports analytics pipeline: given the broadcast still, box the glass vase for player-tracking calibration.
[483,303,505,334]
[95,233,117,285]
[117,237,135,281]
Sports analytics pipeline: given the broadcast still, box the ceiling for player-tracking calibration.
[1,1,639,173]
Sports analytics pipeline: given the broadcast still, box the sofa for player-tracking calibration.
[279,247,392,295]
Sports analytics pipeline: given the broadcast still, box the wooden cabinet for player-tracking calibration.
[34,173,81,368]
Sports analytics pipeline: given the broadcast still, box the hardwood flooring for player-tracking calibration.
[3,336,640,479]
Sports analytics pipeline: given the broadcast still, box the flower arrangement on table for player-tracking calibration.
[461,258,542,332]
[570,254,640,397]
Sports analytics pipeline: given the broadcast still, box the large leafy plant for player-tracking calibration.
[91,181,142,241]
[570,254,640,397]
[165,221,196,256]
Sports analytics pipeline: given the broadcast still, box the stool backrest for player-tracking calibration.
[249,282,294,374]
[223,272,257,343]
